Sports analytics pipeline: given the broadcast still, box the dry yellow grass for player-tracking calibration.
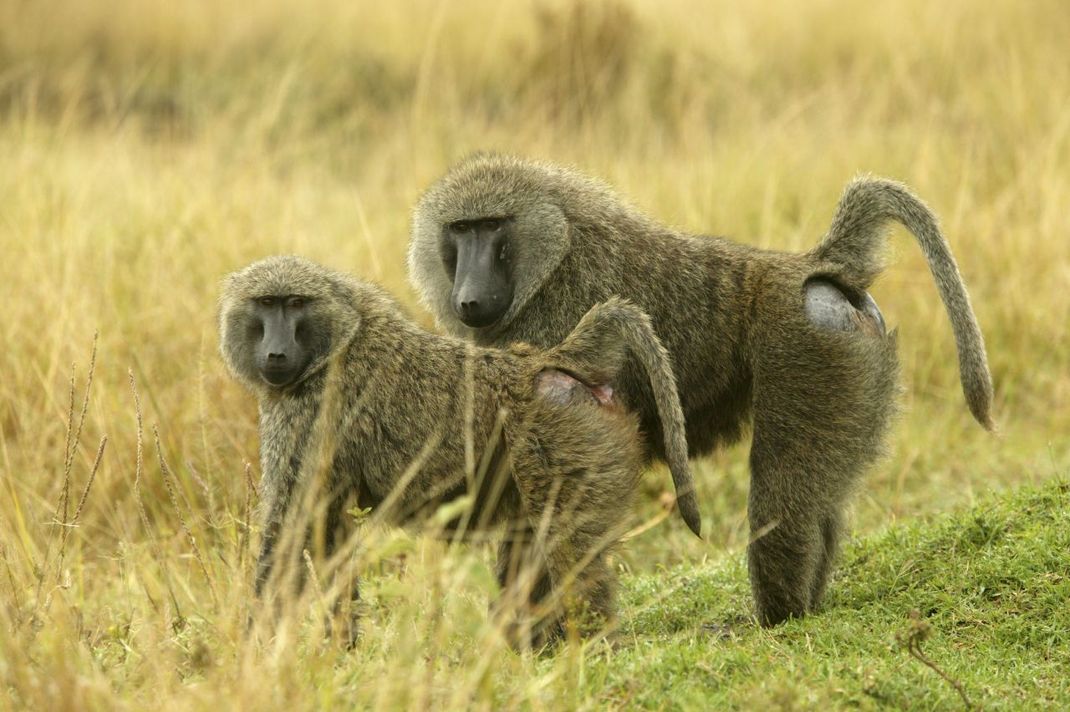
[1,0,1068,708]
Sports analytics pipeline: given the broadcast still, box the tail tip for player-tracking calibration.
[678,494,702,539]
[967,388,996,433]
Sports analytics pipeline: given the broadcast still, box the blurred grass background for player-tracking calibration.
[0,0,1067,708]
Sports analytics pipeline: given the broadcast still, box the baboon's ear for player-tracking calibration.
[504,202,570,327]
[409,200,457,331]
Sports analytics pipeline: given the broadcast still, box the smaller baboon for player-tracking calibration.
[219,255,699,646]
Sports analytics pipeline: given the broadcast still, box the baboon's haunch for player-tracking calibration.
[409,156,995,626]
[219,255,697,646]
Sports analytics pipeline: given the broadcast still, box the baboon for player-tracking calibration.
[218,255,698,646]
[408,155,995,626]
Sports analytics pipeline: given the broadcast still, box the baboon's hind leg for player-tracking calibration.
[526,456,639,643]
[500,428,638,645]
[747,393,888,626]
[746,466,824,626]
[809,509,843,609]
[493,533,558,648]
[749,284,898,626]
[494,510,620,647]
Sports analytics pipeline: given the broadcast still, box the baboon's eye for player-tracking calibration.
[484,218,502,231]
[288,296,305,309]
[450,221,471,234]
[258,297,277,307]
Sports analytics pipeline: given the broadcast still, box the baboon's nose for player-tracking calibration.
[459,299,479,318]
[453,285,503,328]
[267,352,287,362]
[457,298,501,327]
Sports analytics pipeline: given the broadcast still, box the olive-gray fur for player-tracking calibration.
[219,255,696,645]
[408,155,994,626]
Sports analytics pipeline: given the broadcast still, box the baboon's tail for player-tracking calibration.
[810,177,995,430]
[549,297,702,537]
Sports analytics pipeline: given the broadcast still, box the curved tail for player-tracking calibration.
[548,297,702,536]
[810,177,994,430]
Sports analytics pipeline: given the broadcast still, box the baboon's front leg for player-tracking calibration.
[319,494,361,647]
[249,488,297,638]
[254,489,296,599]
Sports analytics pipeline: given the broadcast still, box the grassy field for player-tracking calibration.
[1,0,1068,708]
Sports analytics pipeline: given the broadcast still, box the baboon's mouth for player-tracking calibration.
[456,309,503,329]
[260,367,298,388]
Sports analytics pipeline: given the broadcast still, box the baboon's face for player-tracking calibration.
[242,294,326,388]
[441,217,515,328]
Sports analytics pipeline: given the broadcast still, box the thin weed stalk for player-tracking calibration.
[129,371,183,620]
[59,366,75,526]
[898,609,975,710]
[33,335,98,624]
[56,435,106,560]
[59,332,98,521]
[154,425,218,603]
[239,462,255,579]
[1,542,21,626]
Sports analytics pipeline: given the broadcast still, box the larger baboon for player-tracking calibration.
[408,156,995,626]
[219,255,698,646]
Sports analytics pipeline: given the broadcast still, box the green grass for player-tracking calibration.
[1,0,1068,708]
[594,479,1070,709]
